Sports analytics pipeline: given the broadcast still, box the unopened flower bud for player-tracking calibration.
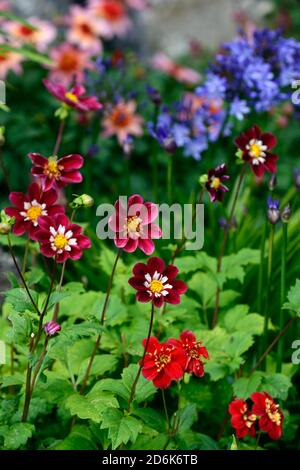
[267,196,280,225]
[268,174,277,191]
[147,86,162,106]
[44,321,61,336]
[0,222,11,234]
[70,194,94,209]
[281,204,291,223]
[0,210,15,233]
[235,148,244,163]
[199,174,209,186]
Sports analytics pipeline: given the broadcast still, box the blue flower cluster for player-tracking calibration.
[148,28,300,160]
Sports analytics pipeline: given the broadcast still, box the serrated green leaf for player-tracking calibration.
[283,279,300,316]
[77,354,118,383]
[233,372,263,399]
[3,287,38,313]
[65,394,102,422]
[121,364,156,404]
[260,373,292,400]
[100,408,142,449]
[55,425,97,450]
[0,423,34,450]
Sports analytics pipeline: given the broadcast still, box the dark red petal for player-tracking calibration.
[128,277,146,291]
[261,132,277,150]
[172,279,187,295]
[9,192,26,208]
[28,153,48,167]
[147,256,165,274]
[128,194,144,207]
[132,262,148,277]
[136,291,151,303]
[165,290,181,304]
[153,296,164,308]
[123,238,138,253]
[163,265,179,281]
[59,171,83,184]
[58,154,84,170]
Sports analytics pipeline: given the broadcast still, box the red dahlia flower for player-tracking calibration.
[129,257,187,308]
[205,163,230,202]
[34,213,91,263]
[43,79,102,112]
[175,330,209,377]
[28,153,84,191]
[251,391,283,440]
[228,399,257,439]
[141,336,186,389]
[109,194,162,255]
[235,124,278,177]
[5,183,64,239]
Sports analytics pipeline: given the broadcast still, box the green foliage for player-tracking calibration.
[100,408,142,450]
[0,423,34,450]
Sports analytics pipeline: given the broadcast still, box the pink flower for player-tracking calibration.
[3,18,56,52]
[35,213,91,263]
[44,321,61,336]
[0,48,23,79]
[5,182,64,239]
[88,0,131,38]
[49,43,94,86]
[43,79,102,112]
[109,194,162,255]
[151,53,201,85]
[129,257,187,308]
[28,153,84,191]
[102,100,143,146]
[66,5,104,54]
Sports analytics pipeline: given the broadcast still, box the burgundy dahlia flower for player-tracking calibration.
[43,79,102,112]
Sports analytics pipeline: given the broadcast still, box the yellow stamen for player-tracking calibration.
[127,216,141,233]
[149,279,164,294]
[211,177,221,189]
[65,92,79,104]
[266,399,281,426]
[53,234,68,250]
[27,206,42,222]
[44,157,61,179]
[249,143,262,158]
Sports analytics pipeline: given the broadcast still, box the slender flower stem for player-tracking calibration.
[257,220,267,314]
[162,389,170,431]
[7,234,40,316]
[30,336,49,395]
[21,334,35,422]
[52,260,67,322]
[261,224,275,370]
[212,165,246,328]
[127,303,155,411]
[52,119,65,156]
[79,250,121,395]
[250,317,297,374]
[34,262,57,350]
[276,223,288,373]
[21,240,30,276]
[167,156,173,205]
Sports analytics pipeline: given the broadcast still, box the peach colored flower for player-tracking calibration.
[152,52,201,85]
[88,0,131,38]
[102,100,143,145]
[49,43,94,85]
[0,48,23,79]
[3,18,56,52]
[66,6,104,54]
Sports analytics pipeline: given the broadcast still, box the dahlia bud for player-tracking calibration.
[0,210,15,234]
[268,174,277,192]
[44,321,61,336]
[267,196,280,225]
[294,168,300,190]
[281,204,291,223]
[235,148,244,163]
[147,86,162,106]
[70,194,94,209]
[199,174,209,186]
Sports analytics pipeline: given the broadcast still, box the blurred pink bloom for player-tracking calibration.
[88,0,131,38]
[3,18,56,52]
[66,5,104,54]
[102,100,143,145]
[44,79,102,112]
[49,43,94,85]
[0,49,23,79]
[152,52,201,85]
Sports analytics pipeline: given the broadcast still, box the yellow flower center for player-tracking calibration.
[65,92,79,103]
[210,177,221,189]
[53,234,68,250]
[44,157,61,179]
[249,143,262,158]
[27,206,43,222]
[265,398,281,426]
[149,279,164,294]
[189,348,199,359]
[127,216,141,233]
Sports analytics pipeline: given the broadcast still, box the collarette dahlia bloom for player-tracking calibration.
[66,5,104,54]
[251,392,283,440]
[141,336,186,389]
[43,79,102,113]
[129,257,187,308]
[88,0,131,39]
[34,213,91,263]
[173,330,209,377]
[109,194,162,255]
[5,183,64,239]
[201,163,230,202]
[49,43,93,86]
[28,153,84,191]
[235,125,278,177]
[228,399,257,439]
[3,17,56,52]
[151,52,201,85]
[102,100,143,146]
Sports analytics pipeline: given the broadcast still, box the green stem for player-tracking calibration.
[162,389,170,431]
[261,224,275,370]
[167,156,173,205]
[21,239,30,276]
[257,220,267,314]
[276,223,288,373]
[127,303,155,411]
[53,119,65,156]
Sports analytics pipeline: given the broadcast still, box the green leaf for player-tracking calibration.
[55,425,97,450]
[0,44,53,66]
[92,378,129,401]
[77,354,118,383]
[230,435,238,450]
[3,287,38,313]
[224,331,254,358]
[25,267,45,286]
[283,279,300,316]
[0,372,25,389]
[7,311,32,343]
[65,394,102,423]
[177,403,198,432]
[133,408,166,433]
[121,364,156,404]
[176,430,219,450]
[233,372,263,399]
[0,423,34,450]
[260,373,292,400]
[43,291,71,311]
[100,408,142,450]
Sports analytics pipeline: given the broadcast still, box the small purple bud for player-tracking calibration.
[44,321,61,336]
[281,204,291,223]
[268,174,277,191]
[294,168,300,190]
[163,136,177,154]
[218,217,237,231]
[267,196,280,225]
[147,86,162,106]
